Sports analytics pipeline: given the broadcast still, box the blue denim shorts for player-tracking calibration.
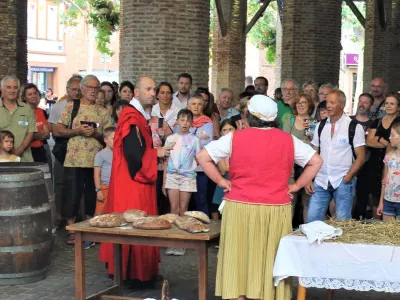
[383,200,400,217]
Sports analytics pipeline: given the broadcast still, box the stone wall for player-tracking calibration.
[280,0,342,86]
[363,0,400,92]
[0,0,28,84]
[120,0,210,91]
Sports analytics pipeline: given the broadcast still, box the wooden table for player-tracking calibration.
[67,220,221,300]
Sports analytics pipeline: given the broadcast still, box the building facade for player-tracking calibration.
[27,0,120,96]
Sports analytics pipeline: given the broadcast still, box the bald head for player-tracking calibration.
[371,77,386,100]
[134,77,156,107]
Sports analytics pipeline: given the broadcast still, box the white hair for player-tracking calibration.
[1,76,20,90]
[80,75,99,90]
[319,83,334,92]
[281,79,299,90]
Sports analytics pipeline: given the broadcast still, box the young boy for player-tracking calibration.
[94,127,115,216]
[163,109,201,256]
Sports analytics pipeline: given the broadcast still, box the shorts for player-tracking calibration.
[383,200,400,218]
[165,173,197,192]
[95,184,109,215]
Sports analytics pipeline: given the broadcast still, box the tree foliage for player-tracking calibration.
[246,0,278,65]
[54,0,119,56]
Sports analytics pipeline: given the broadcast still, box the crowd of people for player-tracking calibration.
[0,71,400,300]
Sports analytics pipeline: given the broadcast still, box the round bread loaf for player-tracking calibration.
[184,211,211,224]
[175,216,210,233]
[158,213,179,224]
[89,214,127,228]
[123,209,148,223]
[133,217,172,230]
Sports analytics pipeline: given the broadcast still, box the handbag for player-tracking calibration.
[52,100,80,164]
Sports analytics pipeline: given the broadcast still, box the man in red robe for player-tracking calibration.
[99,77,173,284]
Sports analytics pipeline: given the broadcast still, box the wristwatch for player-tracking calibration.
[95,188,102,192]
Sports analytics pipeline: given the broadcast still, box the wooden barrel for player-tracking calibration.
[0,168,52,285]
[0,162,56,228]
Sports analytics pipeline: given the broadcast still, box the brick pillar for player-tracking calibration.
[120,0,210,90]
[211,0,247,102]
[0,0,28,83]
[281,0,342,86]
[363,0,400,92]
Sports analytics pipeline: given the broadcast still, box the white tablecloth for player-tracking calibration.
[273,235,400,292]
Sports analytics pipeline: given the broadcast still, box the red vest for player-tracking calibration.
[225,128,294,205]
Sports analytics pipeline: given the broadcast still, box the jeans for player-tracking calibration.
[194,172,209,215]
[307,179,355,222]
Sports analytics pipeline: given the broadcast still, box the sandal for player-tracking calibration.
[66,232,75,245]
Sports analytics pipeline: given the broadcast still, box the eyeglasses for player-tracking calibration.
[85,85,100,91]
[296,101,308,106]
[282,88,297,92]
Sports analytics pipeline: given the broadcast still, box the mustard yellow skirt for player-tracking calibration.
[216,201,292,300]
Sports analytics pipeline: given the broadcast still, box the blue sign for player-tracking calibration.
[30,66,55,72]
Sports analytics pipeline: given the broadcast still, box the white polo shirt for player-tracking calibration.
[172,92,190,110]
[311,114,365,189]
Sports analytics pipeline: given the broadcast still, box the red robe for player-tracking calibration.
[99,105,159,281]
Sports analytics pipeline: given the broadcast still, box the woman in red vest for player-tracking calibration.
[197,95,322,300]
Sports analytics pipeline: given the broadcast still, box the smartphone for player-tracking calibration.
[80,121,98,128]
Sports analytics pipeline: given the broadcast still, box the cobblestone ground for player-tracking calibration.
[0,229,398,300]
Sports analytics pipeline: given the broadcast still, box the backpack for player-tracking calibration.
[317,118,358,160]
[52,100,81,163]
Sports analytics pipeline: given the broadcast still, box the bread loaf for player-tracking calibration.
[175,216,210,233]
[123,209,148,223]
[133,217,172,230]
[184,211,211,224]
[158,213,179,224]
[89,213,127,228]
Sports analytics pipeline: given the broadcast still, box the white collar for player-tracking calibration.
[130,98,150,120]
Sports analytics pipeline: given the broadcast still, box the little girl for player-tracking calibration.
[0,131,21,162]
[377,123,400,221]
[163,109,201,256]
[212,119,237,219]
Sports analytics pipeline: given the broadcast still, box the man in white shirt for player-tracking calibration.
[172,73,192,109]
[306,89,366,222]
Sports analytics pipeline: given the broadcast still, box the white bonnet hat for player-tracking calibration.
[247,95,278,122]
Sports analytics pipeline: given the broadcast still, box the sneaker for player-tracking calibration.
[84,241,95,249]
[174,248,186,256]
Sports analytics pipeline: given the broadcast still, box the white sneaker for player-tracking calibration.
[165,247,175,255]
[174,248,186,256]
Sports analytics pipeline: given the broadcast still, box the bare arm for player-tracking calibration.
[197,149,228,189]
[377,163,388,216]
[55,123,81,138]
[344,146,366,182]
[94,167,102,190]
[294,153,322,189]
[366,128,387,148]
[33,124,50,140]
